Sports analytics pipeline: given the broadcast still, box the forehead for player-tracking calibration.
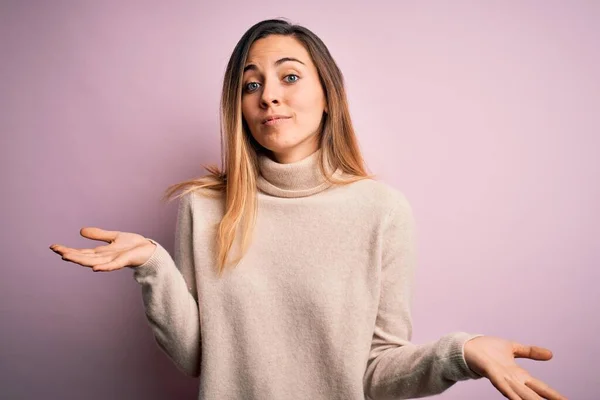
[246,35,312,66]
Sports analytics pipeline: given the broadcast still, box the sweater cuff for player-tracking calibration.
[441,332,486,382]
[131,238,169,279]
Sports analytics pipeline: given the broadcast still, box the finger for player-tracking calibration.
[489,373,522,400]
[513,343,553,360]
[92,252,130,272]
[526,378,568,400]
[61,251,112,268]
[507,378,542,400]
[73,244,114,253]
[80,227,119,244]
[51,245,96,255]
[50,245,102,256]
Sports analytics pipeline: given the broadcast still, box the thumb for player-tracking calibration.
[513,343,553,361]
[80,227,119,243]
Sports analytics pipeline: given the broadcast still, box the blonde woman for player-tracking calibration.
[50,18,567,400]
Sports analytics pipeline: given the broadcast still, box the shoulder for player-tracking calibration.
[179,188,225,224]
[339,177,413,219]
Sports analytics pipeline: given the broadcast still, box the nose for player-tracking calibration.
[260,78,281,108]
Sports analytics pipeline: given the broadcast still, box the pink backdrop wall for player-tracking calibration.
[1,1,597,398]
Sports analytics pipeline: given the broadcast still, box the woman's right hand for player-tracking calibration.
[49,227,157,272]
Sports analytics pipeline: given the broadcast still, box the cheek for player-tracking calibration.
[290,88,325,116]
[241,99,252,122]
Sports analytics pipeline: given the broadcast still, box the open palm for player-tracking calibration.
[464,335,567,399]
[49,227,156,272]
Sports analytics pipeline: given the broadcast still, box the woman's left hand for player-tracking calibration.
[464,336,568,400]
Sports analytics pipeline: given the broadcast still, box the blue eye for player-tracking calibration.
[243,75,299,93]
[245,82,260,92]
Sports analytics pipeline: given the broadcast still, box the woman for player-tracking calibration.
[49,18,567,400]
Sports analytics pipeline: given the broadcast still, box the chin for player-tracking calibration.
[257,134,301,153]
[252,128,319,157]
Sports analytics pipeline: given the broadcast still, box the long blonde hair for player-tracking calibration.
[162,18,374,276]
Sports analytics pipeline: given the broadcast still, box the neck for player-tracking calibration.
[268,142,320,164]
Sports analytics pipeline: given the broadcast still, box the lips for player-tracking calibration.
[262,115,291,124]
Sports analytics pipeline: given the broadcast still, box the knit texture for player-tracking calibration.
[133,148,484,399]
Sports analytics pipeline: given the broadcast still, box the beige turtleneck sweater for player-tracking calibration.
[133,149,484,400]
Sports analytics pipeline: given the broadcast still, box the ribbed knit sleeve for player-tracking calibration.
[132,192,201,377]
[363,194,484,400]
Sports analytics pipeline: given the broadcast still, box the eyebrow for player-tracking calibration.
[243,57,305,73]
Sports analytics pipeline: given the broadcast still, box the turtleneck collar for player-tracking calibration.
[256,148,342,198]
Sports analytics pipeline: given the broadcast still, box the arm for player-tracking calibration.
[363,194,484,400]
[132,192,201,377]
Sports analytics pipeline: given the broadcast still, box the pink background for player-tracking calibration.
[1,1,598,399]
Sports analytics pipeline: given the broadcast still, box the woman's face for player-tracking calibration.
[241,35,328,164]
